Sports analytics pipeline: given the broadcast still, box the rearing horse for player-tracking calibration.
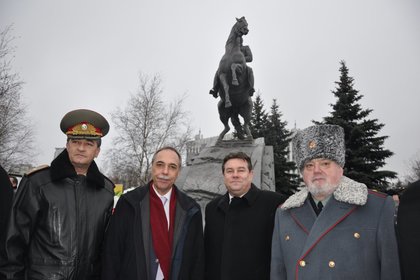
[213,17,254,141]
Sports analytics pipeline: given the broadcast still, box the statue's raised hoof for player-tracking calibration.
[225,101,232,108]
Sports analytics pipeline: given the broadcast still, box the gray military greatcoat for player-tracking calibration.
[270,176,400,280]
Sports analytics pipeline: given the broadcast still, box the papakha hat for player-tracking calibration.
[60,109,109,139]
[292,124,345,170]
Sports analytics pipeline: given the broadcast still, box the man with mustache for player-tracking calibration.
[270,124,400,280]
[102,147,204,280]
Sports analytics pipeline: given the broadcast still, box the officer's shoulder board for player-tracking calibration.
[26,164,50,176]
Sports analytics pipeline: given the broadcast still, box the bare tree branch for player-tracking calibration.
[0,25,36,171]
[104,73,192,188]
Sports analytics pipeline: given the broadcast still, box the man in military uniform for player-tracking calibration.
[0,109,114,280]
[270,124,400,280]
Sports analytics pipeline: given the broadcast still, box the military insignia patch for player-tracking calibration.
[308,140,316,149]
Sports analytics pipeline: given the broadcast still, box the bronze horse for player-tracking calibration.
[212,17,254,141]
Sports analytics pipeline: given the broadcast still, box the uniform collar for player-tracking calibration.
[281,176,368,210]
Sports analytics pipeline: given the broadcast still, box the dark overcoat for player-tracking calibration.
[204,184,284,280]
[397,179,420,280]
[0,164,13,251]
[101,182,204,280]
[270,176,401,280]
[0,150,114,280]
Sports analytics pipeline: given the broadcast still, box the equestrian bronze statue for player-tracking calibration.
[209,16,255,141]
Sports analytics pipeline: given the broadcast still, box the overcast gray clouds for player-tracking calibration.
[1,0,419,180]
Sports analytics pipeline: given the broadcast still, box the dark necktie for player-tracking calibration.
[317,201,323,213]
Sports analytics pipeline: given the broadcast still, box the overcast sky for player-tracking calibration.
[1,0,419,180]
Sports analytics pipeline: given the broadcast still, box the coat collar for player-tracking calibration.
[241,183,260,205]
[281,176,368,210]
[50,149,105,187]
[217,184,260,212]
[125,182,199,213]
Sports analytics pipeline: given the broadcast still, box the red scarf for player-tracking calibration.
[150,184,177,280]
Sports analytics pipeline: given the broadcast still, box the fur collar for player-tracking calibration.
[281,176,368,210]
[50,149,105,187]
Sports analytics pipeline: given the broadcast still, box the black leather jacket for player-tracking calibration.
[0,150,114,280]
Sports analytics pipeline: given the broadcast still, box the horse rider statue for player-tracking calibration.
[209,17,255,141]
[209,16,255,108]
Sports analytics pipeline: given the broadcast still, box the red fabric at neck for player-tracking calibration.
[149,184,176,280]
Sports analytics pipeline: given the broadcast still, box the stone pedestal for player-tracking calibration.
[176,137,275,213]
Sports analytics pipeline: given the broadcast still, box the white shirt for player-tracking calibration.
[228,192,247,204]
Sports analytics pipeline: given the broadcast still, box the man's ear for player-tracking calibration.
[95,147,101,158]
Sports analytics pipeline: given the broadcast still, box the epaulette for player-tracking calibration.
[26,164,50,176]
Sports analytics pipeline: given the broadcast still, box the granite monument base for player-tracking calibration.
[176,137,275,214]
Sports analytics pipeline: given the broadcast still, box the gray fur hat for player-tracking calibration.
[293,124,345,170]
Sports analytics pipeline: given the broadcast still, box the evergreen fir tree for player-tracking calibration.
[265,99,300,195]
[250,93,269,138]
[320,60,396,190]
